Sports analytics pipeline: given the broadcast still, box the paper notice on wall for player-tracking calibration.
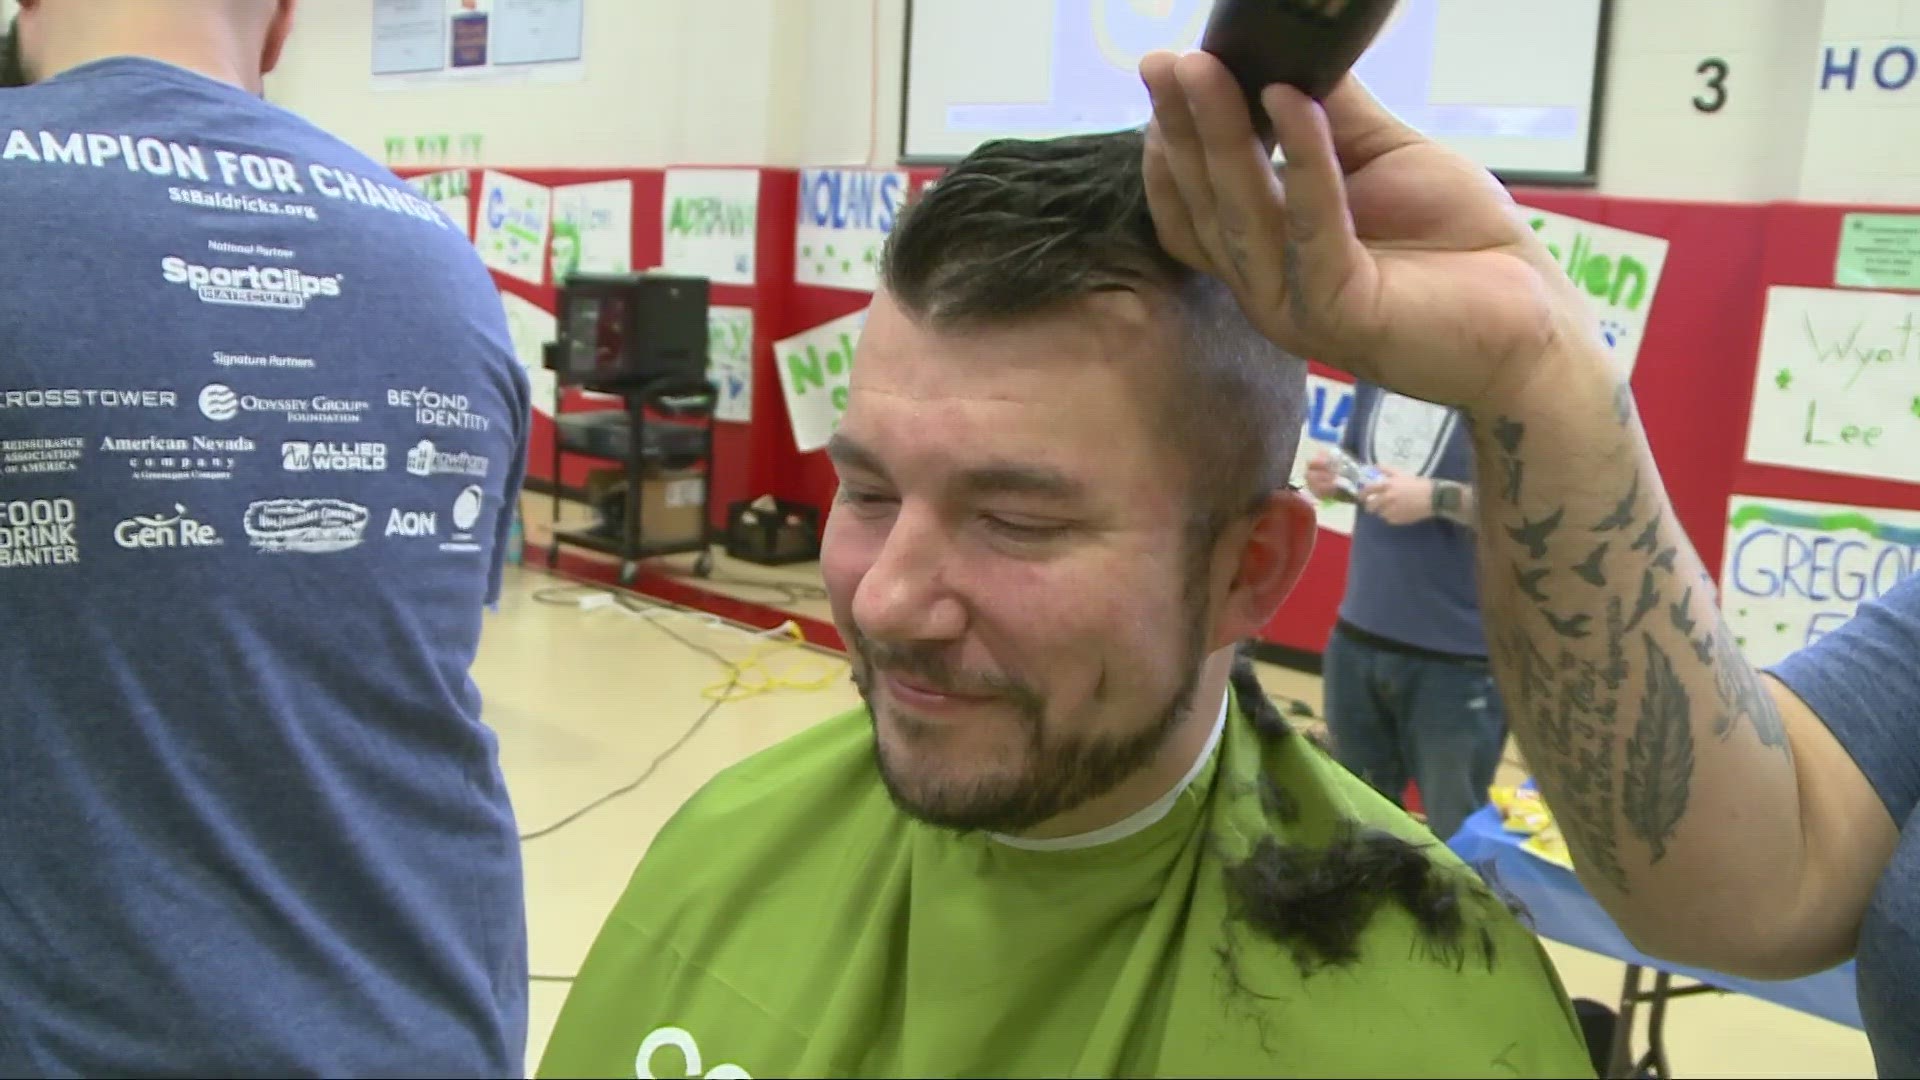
[1835,212,1920,291]
[499,290,557,414]
[406,169,473,237]
[550,179,632,282]
[1744,285,1920,485]
[795,168,910,293]
[372,0,446,75]
[1288,373,1358,536]
[372,0,584,86]
[661,168,759,286]
[1720,494,1920,668]
[708,306,755,423]
[1520,206,1669,375]
[474,170,552,285]
[775,308,867,452]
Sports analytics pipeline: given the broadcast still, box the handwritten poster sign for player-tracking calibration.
[708,306,755,424]
[1289,373,1358,536]
[551,179,632,282]
[1520,206,1669,375]
[795,168,909,293]
[1744,285,1920,485]
[775,308,867,452]
[1719,495,1920,667]
[499,290,557,414]
[661,168,759,286]
[406,168,472,237]
[474,170,552,285]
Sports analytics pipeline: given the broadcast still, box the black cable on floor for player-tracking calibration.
[516,586,742,842]
[704,571,828,605]
[516,680,731,842]
[519,578,753,985]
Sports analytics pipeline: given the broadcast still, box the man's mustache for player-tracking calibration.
[852,635,1030,700]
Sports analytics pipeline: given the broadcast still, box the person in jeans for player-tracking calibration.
[1304,380,1505,840]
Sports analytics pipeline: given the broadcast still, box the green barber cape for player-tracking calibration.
[539,687,1595,1078]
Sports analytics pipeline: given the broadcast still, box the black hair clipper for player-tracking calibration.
[1199,0,1399,142]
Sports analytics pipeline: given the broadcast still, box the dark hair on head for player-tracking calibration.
[881,128,1308,538]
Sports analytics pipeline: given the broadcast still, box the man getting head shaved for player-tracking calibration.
[538,129,1594,1078]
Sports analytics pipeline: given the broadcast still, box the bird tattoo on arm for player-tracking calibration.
[1505,508,1565,561]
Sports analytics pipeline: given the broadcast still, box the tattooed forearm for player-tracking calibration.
[1516,564,1550,603]
[1498,457,1523,503]
[1545,611,1592,639]
[1592,476,1637,532]
[1501,622,1554,710]
[1572,543,1609,587]
[1630,510,1662,555]
[1497,626,1629,894]
[1613,383,1636,425]
[1623,634,1695,863]
[1603,596,1628,691]
[1624,568,1661,633]
[1708,626,1789,748]
[1477,413,1708,888]
[1669,587,1699,637]
[1506,507,1565,560]
[1492,417,1526,502]
[1493,416,1525,455]
[1474,370,1814,952]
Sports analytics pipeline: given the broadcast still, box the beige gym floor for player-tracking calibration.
[481,558,1876,1077]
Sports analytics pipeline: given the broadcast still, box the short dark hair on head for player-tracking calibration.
[881,128,1308,538]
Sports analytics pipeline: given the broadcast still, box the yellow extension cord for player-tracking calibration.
[694,616,846,703]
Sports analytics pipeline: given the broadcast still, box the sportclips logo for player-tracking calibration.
[160,256,343,310]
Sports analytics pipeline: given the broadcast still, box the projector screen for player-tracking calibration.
[901,0,1611,184]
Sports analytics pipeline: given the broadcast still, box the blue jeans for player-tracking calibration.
[1321,624,1508,842]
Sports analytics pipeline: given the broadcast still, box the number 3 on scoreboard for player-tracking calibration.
[1694,58,1728,113]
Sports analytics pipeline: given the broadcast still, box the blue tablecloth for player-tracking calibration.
[1447,802,1863,1031]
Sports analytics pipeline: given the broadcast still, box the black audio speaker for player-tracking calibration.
[552,272,711,391]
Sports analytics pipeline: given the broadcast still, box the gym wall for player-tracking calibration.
[265,0,893,169]
[267,1,1920,662]
[267,0,1920,201]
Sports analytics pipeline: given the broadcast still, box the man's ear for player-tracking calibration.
[1208,487,1317,651]
[5,2,39,88]
[259,0,296,76]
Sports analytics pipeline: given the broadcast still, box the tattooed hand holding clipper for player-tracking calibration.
[1139,47,1917,1078]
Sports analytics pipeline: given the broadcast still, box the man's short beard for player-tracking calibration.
[855,530,1218,836]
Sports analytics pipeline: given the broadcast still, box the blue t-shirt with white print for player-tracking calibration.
[1336,382,1487,657]
[0,58,529,1075]
[1772,575,1920,1078]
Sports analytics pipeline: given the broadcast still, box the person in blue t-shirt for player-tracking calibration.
[1302,381,1504,842]
[1140,49,1920,1078]
[0,1,530,1074]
